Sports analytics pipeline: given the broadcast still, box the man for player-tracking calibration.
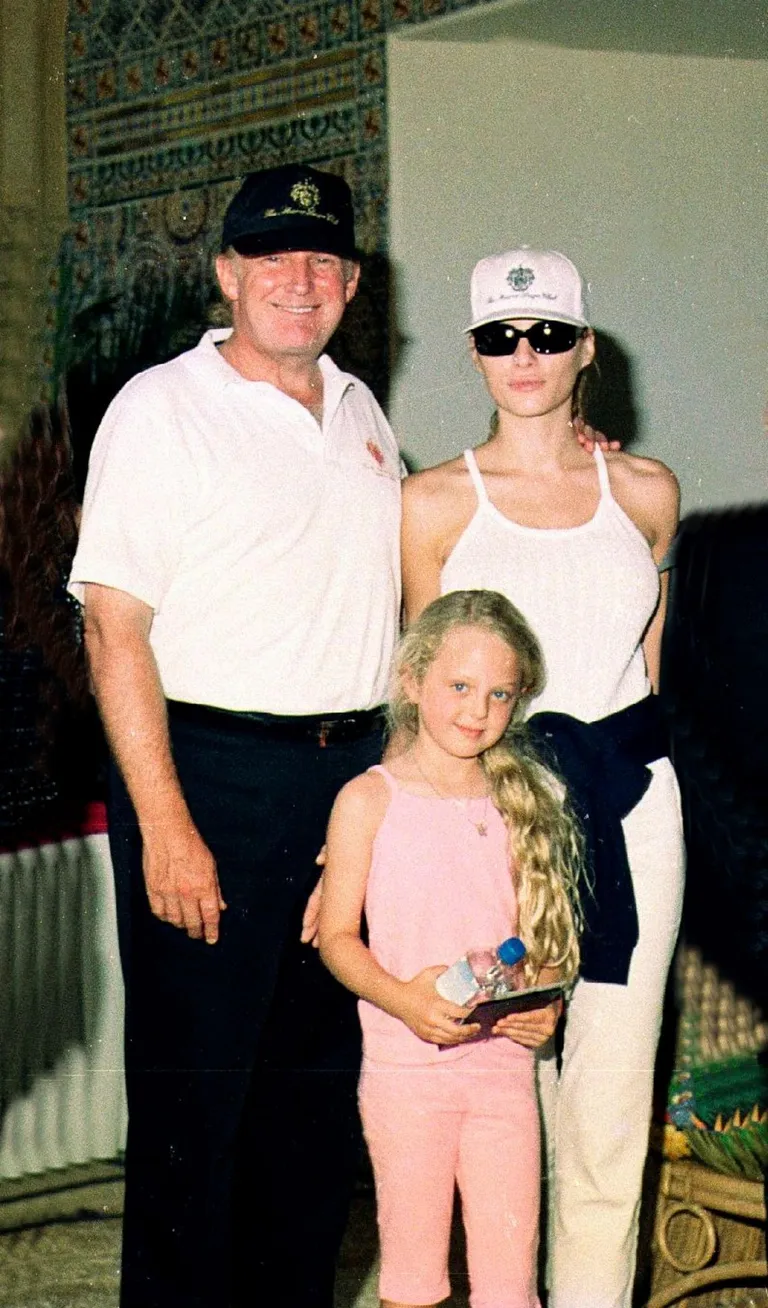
[69,164,401,1308]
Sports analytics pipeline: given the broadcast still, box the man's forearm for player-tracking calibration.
[84,594,224,942]
[85,619,191,838]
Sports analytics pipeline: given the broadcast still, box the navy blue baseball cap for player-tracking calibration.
[221,163,358,260]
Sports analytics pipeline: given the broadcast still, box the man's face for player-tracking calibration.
[215,249,360,365]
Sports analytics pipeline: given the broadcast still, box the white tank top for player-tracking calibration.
[440,446,659,723]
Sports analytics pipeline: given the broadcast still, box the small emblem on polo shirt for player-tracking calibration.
[366,438,385,467]
[507,265,535,291]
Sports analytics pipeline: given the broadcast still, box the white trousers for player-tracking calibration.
[538,759,685,1308]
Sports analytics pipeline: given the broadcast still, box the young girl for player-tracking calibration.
[318,589,582,1308]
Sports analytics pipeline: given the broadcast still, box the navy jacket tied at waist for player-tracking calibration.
[527,695,668,986]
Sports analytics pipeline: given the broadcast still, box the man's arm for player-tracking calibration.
[84,582,226,943]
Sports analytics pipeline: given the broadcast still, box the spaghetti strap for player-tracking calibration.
[463,449,489,505]
[368,763,398,795]
[593,445,613,502]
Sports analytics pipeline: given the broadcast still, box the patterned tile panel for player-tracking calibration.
[63,0,499,399]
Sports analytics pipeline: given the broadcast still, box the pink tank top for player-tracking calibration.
[360,765,531,1068]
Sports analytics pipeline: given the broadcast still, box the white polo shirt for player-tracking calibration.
[70,329,402,714]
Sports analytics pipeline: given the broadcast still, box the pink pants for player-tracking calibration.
[359,1048,541,1308]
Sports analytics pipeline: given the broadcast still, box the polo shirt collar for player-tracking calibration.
[193,329,356,424]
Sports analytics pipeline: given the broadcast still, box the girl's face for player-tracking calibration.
[471,319,595,422]
[405,625,522,760]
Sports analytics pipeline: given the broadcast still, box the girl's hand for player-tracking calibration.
[397,966,480,1046]
[492,995,563,1048]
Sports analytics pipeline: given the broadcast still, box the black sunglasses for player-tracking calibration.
[472,319,585,357]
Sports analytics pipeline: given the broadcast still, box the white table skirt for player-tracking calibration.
[0,824,127,1179]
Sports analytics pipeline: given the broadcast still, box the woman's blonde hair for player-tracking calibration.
[389,589,583,985]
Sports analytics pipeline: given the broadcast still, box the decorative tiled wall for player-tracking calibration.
[64,0,498,398]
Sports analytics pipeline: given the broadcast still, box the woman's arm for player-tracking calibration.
[318,774,479,1045]
[640,467,680,691]
[607,456,680,692]
[400,476,446,622]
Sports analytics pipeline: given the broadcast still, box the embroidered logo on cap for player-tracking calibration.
[506,265,535,292]
[291,180,321,211]
[263,176,340,225]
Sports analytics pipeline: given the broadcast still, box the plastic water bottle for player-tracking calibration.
[435,937,526,1006]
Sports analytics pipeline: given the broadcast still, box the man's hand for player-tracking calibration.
[491,995,563,1048]
[300,845,327,946]
[84,584,227,946]
[573,416,621,453]
[143,823,226,944]
[301,871,324,946]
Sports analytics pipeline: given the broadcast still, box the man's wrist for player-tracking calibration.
[134,791,196,844]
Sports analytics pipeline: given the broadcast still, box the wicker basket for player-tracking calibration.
[646,1157,766,1307]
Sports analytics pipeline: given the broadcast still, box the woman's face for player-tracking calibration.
[470,319,595,422]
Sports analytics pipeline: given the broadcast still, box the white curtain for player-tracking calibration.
[0,830,127,1178]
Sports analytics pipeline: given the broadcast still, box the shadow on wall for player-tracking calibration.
[328,252,391,410]
[585,330,641,450]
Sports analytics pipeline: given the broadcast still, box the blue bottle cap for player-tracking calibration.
[497,936,526,966]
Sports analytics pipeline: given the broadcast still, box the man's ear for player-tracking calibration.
[215,251,239,304]
[344,260,361,304]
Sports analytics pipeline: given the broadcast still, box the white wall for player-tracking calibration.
[388,23,768,511]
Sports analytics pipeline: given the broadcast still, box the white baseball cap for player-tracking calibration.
[466,248,589,333]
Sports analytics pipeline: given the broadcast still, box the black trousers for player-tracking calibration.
[108,706,384,1308]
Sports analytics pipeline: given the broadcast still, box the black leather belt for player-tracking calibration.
[166,699,386,747]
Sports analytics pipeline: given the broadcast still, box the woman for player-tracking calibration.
[401,248,685,1308]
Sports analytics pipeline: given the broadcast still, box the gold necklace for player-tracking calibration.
[411,753,490,837]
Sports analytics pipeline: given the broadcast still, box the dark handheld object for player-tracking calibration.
[460,983,565,1038]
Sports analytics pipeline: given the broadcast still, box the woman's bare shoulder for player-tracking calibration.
[605,451,678,504]
[604,451,680,544]
[403,455,469,502]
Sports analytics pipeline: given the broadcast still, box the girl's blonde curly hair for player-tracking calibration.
[389,589,583,986]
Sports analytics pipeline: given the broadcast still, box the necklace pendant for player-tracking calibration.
[476,821,488,837]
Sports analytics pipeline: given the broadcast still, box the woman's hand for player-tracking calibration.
[492,995,563,1048]
[395,966,480,1046]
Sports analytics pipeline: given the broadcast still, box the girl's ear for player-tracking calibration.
[401,666,420,704]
